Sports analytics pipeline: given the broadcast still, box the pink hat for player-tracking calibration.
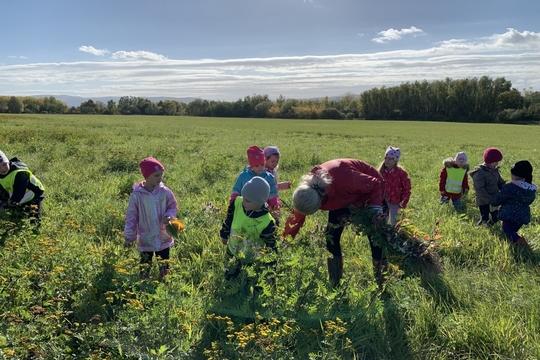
[264,146,280,158]
[139,157,164,178]
[454,152,468,166]
[247,145,265,168]
[483,148,503,164]
[385,146,401,162]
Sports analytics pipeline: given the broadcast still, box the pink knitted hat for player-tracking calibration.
[139,157,164,178]
[247,145,265,168]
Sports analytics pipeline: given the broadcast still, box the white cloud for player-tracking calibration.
[372,26,424,43]
[1,29,539,101]
[8,56,28,59]
[79,46,109,56]
[111,50,167,61]
[490,28,540,49]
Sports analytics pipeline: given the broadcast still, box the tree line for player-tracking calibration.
[1,76,539,123]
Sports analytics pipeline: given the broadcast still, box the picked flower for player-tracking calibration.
[166,218,185,239]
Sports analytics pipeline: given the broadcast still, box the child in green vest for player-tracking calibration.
[439,152,469,210]
[0,150,45,237]
[220,177,278,280]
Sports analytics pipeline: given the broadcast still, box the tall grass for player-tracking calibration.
[1,114,540,359]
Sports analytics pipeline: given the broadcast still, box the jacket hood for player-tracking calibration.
[512,180,538,191]
[132,181,165,193]
[442,157,455,168]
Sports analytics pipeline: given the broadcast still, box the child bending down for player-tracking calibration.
[124,157,178,280]
[439,152,469,210]
[220,177,278,280]
[491,160,536,249]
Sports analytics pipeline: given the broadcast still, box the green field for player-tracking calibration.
[1,114,540,359]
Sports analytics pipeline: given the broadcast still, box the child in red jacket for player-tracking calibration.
[378,146,411,226]
[439,152,469,210]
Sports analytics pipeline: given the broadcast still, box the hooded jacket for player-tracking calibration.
[469,164,506,205]
[124,181,178,252]
[491,180,537,225]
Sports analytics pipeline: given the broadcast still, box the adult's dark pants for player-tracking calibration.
[325,208,385,262]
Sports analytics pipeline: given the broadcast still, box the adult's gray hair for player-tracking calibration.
[292,169,333,215]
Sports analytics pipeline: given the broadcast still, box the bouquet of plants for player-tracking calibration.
[166,218,186,239]
[348,207,443,274]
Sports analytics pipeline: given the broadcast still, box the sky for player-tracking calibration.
[1,0,540,102]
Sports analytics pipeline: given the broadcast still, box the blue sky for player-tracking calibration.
[1,0,539,101]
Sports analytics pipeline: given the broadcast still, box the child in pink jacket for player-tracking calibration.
[124,157,178,280]
[378,146,411,226]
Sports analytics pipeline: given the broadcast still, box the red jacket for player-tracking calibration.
[283,159,385,239]
[381,166,411,207]
[439,163,469,200]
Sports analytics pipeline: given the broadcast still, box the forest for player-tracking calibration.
[1,76,539,123]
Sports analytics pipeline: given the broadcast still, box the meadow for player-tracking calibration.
[1,113,540,359]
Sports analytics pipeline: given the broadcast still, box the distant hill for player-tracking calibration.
[31,95,199,108]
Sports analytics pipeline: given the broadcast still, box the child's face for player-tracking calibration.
[242,197,262,211]
[251,164,265,175]
[486,162,499,169]
[265,155,280,170]
[145,170,164,187]
[0,162,9,176]
[384,157,397,169]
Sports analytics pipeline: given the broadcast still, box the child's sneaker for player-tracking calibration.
[439,196,449,205]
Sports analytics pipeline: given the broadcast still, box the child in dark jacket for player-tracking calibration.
[469,147,506,225]
[491,160,536,249]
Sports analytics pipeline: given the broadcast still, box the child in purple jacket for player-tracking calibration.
[124,157,178,280]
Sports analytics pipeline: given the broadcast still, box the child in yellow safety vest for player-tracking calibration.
[439,152,469,210]
[220,176,278,281]
[0,150,45,236]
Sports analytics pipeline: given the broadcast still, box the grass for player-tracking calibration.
[1,113,540,359]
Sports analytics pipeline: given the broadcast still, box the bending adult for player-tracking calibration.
[283,159,386,287]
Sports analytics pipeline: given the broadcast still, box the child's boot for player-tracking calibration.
[514,237,531,250]
[327,254,343,288]
[159,268,171,281]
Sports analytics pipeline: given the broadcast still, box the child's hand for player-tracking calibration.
[440,191,445,196]
[221,238,228,245]
[162,216,172,224]
[124,238,135,247]
[284,181,292,190]
[399,201,406,208]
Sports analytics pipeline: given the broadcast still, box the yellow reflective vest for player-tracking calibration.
[445,167,467,194]
[228,197,274,263]
[0,168,44,204]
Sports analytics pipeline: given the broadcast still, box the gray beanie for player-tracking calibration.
[0,151,8,164]
[241,177,270,206]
